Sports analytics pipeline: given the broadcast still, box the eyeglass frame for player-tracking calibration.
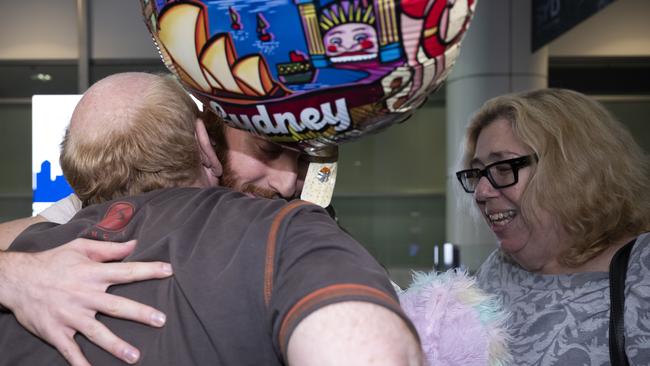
[455,154,538,193]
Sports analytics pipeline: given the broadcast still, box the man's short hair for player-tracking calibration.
[60,74,202,206]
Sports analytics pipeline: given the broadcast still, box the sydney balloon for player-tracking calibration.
[141,0,476,151]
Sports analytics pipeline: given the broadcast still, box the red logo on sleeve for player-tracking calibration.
[96,202,135,232]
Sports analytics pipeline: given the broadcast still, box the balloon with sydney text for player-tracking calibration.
[141,0,476,153]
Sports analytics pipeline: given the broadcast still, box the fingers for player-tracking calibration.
[100,261,173,284]
[78,319,140,364]
[51,336,91,366]
[70,240,173,284]
[91,293,167,328]
[74,239,138,262]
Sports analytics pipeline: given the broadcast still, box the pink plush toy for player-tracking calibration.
[398,270,511,366]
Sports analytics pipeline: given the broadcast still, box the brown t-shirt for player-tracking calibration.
[0,187,414,365]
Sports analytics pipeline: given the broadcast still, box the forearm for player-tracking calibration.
[0,193,82,251]
[0,215,47,251]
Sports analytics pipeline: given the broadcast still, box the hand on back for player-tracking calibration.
[0,238,173,366]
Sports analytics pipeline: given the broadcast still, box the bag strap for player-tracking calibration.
[609,238,636,366]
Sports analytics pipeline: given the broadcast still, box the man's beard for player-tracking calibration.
[220,152,278,199]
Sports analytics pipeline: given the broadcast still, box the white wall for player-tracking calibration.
[549,0,650,57]
[0,0,78,59]
[1,0,648,61]
[0,0,160,60]
[90,0,159,59]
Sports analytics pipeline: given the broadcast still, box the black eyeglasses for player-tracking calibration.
[455,154,537,193]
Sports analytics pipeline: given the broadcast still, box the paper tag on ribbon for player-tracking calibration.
[300,161,338,208]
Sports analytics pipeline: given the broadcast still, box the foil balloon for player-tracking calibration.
[141,0,476,206]
[141,0,475,150]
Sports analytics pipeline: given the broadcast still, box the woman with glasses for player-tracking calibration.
[455,88,650,365]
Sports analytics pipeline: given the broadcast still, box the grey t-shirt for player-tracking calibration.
[0,187,413,365]
[477,232,650,365]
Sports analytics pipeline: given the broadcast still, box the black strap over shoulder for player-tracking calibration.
[609,238,636,366]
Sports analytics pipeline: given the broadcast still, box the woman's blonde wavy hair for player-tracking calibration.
[61,74,201,206]
[462,88,650,267]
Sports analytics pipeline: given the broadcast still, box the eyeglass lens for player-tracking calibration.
[462,162,516,191]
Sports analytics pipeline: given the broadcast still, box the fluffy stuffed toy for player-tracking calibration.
[397,270,511,366]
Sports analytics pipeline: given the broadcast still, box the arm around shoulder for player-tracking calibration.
[0,194,83,251]
[287,301,423,366]
[0,215,47,251]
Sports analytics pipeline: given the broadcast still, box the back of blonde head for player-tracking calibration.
[463,88,650,266]
[61,72,201,206]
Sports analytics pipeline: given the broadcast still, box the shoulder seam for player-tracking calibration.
[277,283,402,357]
[264,200,313,307]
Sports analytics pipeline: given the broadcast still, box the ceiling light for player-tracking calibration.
[31,73,52,82]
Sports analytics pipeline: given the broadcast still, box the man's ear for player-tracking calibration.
[195,118,223,181]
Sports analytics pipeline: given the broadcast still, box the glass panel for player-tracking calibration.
[0,61,77,220]
[336,101,447,195]
[331,99,448,279]
[0,101,32,220]
[332,194,445,267]
[0,63,77,98]
[601,99,650,153]
[0,196,32,223]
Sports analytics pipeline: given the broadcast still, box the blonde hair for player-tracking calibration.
[61,74,201,206]
[462,88,650,266]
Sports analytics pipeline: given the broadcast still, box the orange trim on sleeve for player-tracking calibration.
[278,283,401,356]
[263,200,313,307]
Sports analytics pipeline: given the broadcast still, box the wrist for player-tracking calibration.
[0,251,21,313]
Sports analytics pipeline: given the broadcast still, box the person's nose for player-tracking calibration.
[269,151,300,199]
[473,176,499,202]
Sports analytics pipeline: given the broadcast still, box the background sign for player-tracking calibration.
[32,95,80,215]
[532,0,617,52]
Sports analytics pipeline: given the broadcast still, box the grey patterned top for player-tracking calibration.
[476,232,650,366]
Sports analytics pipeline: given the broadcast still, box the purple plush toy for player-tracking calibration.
[398,270,512,366]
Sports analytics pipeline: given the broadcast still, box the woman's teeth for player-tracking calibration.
[487,211,516,226]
